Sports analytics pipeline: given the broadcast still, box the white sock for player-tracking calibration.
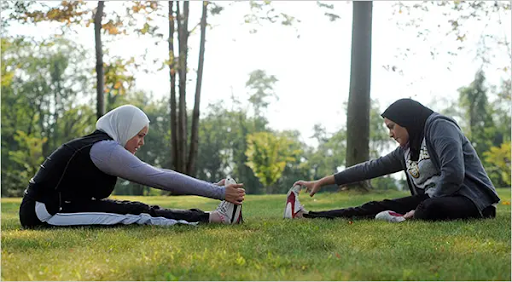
[208,211,222,223]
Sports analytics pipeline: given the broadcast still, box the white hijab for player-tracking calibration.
[96,105,150,147]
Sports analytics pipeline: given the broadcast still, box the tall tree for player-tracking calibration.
[165,2,292,176]
[246,69,279,117]
[176,2,189,173]
[458,70,494,157]
[345,1,373,192]
[94,1,105,119]
[188,1,209,175]
[168,1,179,171]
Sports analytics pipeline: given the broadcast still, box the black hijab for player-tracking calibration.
[381,98,434,161]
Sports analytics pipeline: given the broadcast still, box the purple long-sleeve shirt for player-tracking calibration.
[90,140,225,200]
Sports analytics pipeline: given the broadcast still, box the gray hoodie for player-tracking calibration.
[334,113,500,216]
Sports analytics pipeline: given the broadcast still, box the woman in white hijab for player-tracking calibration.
[19,105,245,228]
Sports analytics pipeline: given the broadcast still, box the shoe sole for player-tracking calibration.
[231,204,242,224]
[284,202,293,219]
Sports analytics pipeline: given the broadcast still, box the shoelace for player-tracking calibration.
[216,201,230,216]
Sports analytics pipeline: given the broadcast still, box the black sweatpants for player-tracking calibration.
[19,195,210,229]
[303,194,496,221]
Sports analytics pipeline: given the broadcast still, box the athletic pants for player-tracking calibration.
[304,194,496,221]
[19,192,210,229]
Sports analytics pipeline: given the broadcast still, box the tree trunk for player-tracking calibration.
[169,1,178,171]
[52,61,61,151]
[177,2,189,173]
[345,1,373,192]
[39,99,50,157]
[187,1,208,176]
[94,1,105,120]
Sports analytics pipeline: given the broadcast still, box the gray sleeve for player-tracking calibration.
[334,147,404,186]
[427,119,464,197]
[89,140,225,200]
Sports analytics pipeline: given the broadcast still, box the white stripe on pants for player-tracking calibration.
[35,201,198,226]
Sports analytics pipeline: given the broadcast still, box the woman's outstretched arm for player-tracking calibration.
[90,140,244,204]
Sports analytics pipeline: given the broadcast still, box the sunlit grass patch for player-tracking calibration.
[2,188,510,280]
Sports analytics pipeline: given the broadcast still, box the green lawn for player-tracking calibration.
[2,189,510,281]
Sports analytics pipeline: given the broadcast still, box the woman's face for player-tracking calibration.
[124,126,148,154]
[384,118,409,147]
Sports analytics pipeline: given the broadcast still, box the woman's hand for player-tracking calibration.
[224,183,245,205]
[294,180,322,197]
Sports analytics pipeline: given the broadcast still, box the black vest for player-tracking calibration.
[26,130,117,214]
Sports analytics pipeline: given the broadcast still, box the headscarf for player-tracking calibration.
[381,98,434,161]
[96,105,150,147]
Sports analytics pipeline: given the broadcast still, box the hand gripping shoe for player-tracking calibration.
[284,184,306,219]
[214,177,243,224]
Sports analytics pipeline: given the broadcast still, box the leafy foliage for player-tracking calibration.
[1,36,93,196]
[389,1,511,75]
[245,69,278,117]
[316,1,342,22]
[308,124,346,180]
[484,142,511,187]
[1,2,510,198]
[245,132,298,192]
[4,132,47,197]
[244,0,301,34]
[458,70,495,155]
[455,70,511,187]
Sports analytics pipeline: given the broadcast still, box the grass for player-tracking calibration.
[1,188,510,281]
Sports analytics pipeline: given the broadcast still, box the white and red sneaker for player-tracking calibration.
[214,200,243,224]
[214,177,243,224]
[284,185,306,219]
[375,210,406,223]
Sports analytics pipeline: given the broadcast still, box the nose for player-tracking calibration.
[388,130,394,138]
[140,138,145,146]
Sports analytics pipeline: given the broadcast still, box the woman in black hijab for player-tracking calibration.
[381,98,434,161]
[284,98,500,222]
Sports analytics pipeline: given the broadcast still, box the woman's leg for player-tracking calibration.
[34,198,210,227]
[19,195,48,229]
[414,195,481,221]
[304,194,429,219]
